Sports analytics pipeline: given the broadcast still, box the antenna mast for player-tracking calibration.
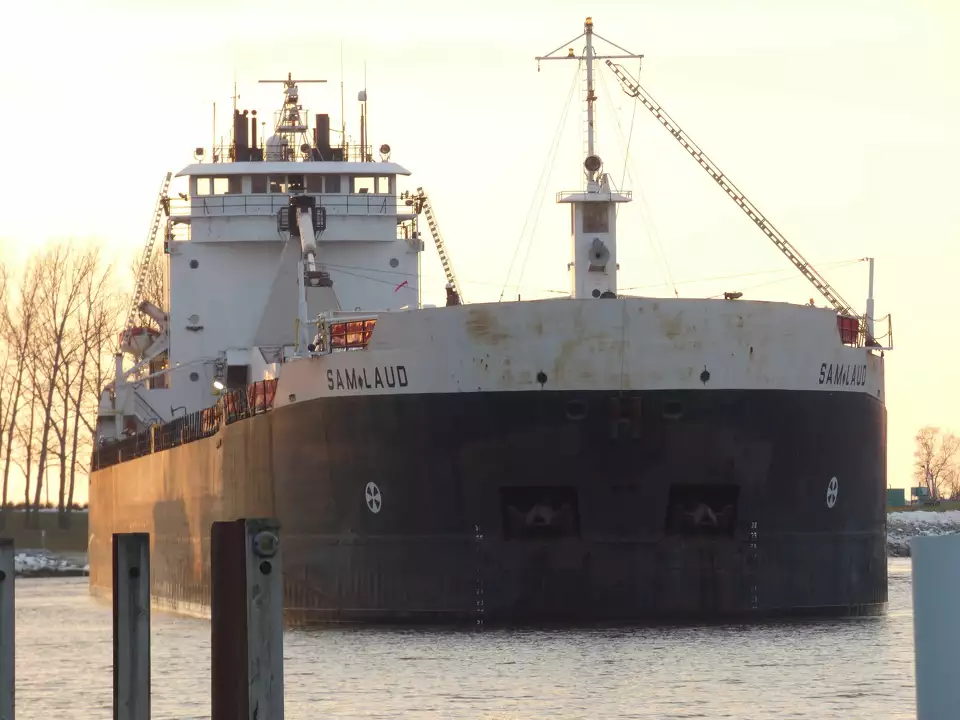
[258,72,327,159]
[535,16,643,188]
[536,17,640,299]
[585,19,595,158]
[340,43,346,151]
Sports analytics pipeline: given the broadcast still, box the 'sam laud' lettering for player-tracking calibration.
[818,362,867,387]
[327,365,408,391]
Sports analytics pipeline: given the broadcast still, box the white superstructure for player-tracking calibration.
[99,75,425,437]
[97,19,892,446]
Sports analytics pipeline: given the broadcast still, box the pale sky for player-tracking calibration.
[1,0,957,502]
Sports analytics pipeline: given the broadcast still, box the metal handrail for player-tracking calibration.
[169,193,408,218]
[92,379,279,471]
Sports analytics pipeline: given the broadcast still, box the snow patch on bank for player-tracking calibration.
[4,514,956,573]
[12,549,89,577]
[887,511,960,557]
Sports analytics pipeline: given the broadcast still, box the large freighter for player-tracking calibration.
[89,19,893,624]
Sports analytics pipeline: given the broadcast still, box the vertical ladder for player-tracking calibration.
[415,187,465,303]
[124,172,173,335]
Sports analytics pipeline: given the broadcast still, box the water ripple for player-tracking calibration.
[12,559,916,719]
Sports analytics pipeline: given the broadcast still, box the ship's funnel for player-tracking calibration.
[315,114,331,151]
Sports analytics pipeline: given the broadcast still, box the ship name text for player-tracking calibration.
[818,362,867,387]
[327,365,409,391]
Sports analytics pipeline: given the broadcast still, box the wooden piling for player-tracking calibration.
[211,518,284,720]
[112,533,150,720]
[0,538,13,720]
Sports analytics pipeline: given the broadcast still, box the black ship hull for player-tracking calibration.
[89,387,887,625]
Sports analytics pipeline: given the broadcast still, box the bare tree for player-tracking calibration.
[0,256,41,522]
[29,243,94,527]
[0,264,9,529]
[942,467,960,501]
[62,247,119,526]
[0,239,138,526]
[913,425,960,500]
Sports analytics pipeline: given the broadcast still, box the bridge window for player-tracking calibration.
[195,177,235,196]
[376,176,391,194]
[250,174,267,193]
[582,204,609,233]
[352,176,375,194]
[325,175,341,193]
[306,175,324,192]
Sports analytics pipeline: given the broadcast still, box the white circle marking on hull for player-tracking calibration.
[366,482,382,513]
[826,476,839,509]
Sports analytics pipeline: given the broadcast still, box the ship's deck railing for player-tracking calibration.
[555,189,633,202]
[836,313,894,350]
[169,193,417,219]
[91,379,278,471]
[217,143,375,163]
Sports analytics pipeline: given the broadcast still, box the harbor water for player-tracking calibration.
[14,559,916,719]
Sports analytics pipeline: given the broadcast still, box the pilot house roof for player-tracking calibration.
[175,161,412,178]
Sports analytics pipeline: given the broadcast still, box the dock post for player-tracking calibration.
[112,533,150,720]
[911,533,960,720]
[211,518,284,720]
[0,538,13,720]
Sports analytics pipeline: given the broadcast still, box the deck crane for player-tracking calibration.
[413,187,466,304]
[605,60,879,347]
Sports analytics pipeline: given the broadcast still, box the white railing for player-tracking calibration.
[175,194,403,219]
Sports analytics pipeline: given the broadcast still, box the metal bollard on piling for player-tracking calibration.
[0,538,13,720]
[211,518,284,720]
[112,533,150,720]
[911,533,960,720]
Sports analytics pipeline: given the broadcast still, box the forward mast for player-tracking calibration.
[536,17,641,300]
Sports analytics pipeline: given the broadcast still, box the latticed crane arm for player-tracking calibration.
[605,60,860,322]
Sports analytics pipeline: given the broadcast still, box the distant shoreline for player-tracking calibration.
[8,510,956,575]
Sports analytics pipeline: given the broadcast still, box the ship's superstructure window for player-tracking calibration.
[582,204,609,233]
[226,364,249,390]
[195,177,236,196]
[224,173,346,195]
[352,176,376,194]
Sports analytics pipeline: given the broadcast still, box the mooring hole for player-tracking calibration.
[500,486,581,540]
[565,399,587,420]
[662,400,684,420]
[664,483,739,537]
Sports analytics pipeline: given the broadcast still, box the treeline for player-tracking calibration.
[0,239,156,530]
[914,426,960,501]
